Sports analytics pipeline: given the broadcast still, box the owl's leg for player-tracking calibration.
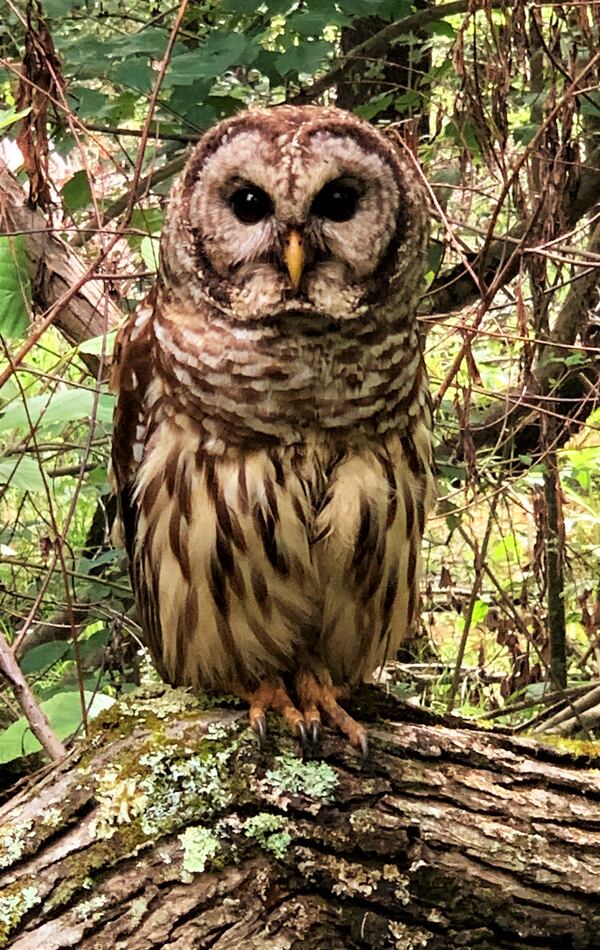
[295,668,368,756]
[236,678,307,747]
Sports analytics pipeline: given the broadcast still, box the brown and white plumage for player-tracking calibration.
[111,105,435,750]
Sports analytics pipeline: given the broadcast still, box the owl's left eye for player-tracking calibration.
[311,181,360,222]
[230,186,273,224]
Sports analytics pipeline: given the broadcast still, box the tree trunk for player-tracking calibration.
[1,687,599,949]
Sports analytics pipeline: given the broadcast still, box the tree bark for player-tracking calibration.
[1,687,599,950]
[0,161,121,360]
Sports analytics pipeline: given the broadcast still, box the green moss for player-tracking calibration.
[179,825,221,873]
[535,734,600,761]
[0,883,39,947]
[265,754,338,802]
[242,813,291,859]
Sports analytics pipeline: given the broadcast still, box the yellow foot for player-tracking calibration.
[295,669,368,756]
[236,678,307,747]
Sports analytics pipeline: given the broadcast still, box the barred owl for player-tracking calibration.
[111,105,435,752]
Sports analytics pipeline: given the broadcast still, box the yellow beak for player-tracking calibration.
[283,229,305,290]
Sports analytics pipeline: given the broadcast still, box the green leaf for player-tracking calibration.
[140,236,160,270]
[128,208,164,251]
[78,330,117,356]
[0,690,115,764]
[276,40,332,78]
[61,170,93,213]
[0,389,115,433]
[112,27,172,57]
[220,0,264,11]
[580,93,600,117]
[427,19,456,38]
[69,85,108,118]
[165,33,258,85]
[112,57,155,93]
[337,0,408,16]
[0,235,32,337]
[0,106,31,131]
[20,641,72,674]
[354,93,394,120]
[286,9,350,35]
[0,456,45,492]
[471,599,489,626]
[514,123,537,145]
[44,0,78,16]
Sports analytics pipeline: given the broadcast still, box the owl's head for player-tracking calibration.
[160,105,428,323]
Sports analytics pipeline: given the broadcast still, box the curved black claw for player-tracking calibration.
[358,731,369,759]
[254,715,267,749]
[309,719,321,745]
[296,720,308,750]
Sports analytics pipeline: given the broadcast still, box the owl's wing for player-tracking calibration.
[110,292,167,669]
[110,293,156,552]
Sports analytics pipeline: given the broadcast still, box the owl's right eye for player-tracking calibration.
[230,186,273,224]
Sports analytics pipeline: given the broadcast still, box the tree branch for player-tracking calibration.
[0,161,122,358]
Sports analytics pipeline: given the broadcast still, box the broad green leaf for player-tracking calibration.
[129,208,164,234]
[112,27,173,56]
[140,236,160,271]
[220,0,264,11]
[0,106,31,131]
[44,0,79,15]
[581,95,600,117]
[60,36,110,68]
[61,170,93,213]
[128,208,164,251]
[427,19,456,38]
[20,641,72,675]
[20,629,110,674]
[0,456,45,492]
[112,58,155,93]
[69,85,108,118]
[0,389,115,432]
[276,40,332,78]
[337,0,408,16]
[0,235,32,337]
[471,599,489,626]
[286,9,350,35]
[514,123,537,145]
[78,330,117,356]
[165,33,258,85]
[354,93,394,120]
[0,690,114,764]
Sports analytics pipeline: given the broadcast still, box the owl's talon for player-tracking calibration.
[295,669,368,754]
[238,678,306,746]
[309,718,321,744]
[253,714,267,748]
[296,720,308,748]
[358,731,369,759]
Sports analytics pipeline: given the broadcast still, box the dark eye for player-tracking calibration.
[312,181,360,222]
[230,186,273,224]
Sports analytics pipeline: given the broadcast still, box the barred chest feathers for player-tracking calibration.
[133,392,433,692]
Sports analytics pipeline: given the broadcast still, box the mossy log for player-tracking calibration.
[1,686,600,950]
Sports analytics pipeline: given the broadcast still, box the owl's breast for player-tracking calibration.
[155,308,426,447]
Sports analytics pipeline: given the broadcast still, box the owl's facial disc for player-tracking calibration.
[172,107,426,322]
